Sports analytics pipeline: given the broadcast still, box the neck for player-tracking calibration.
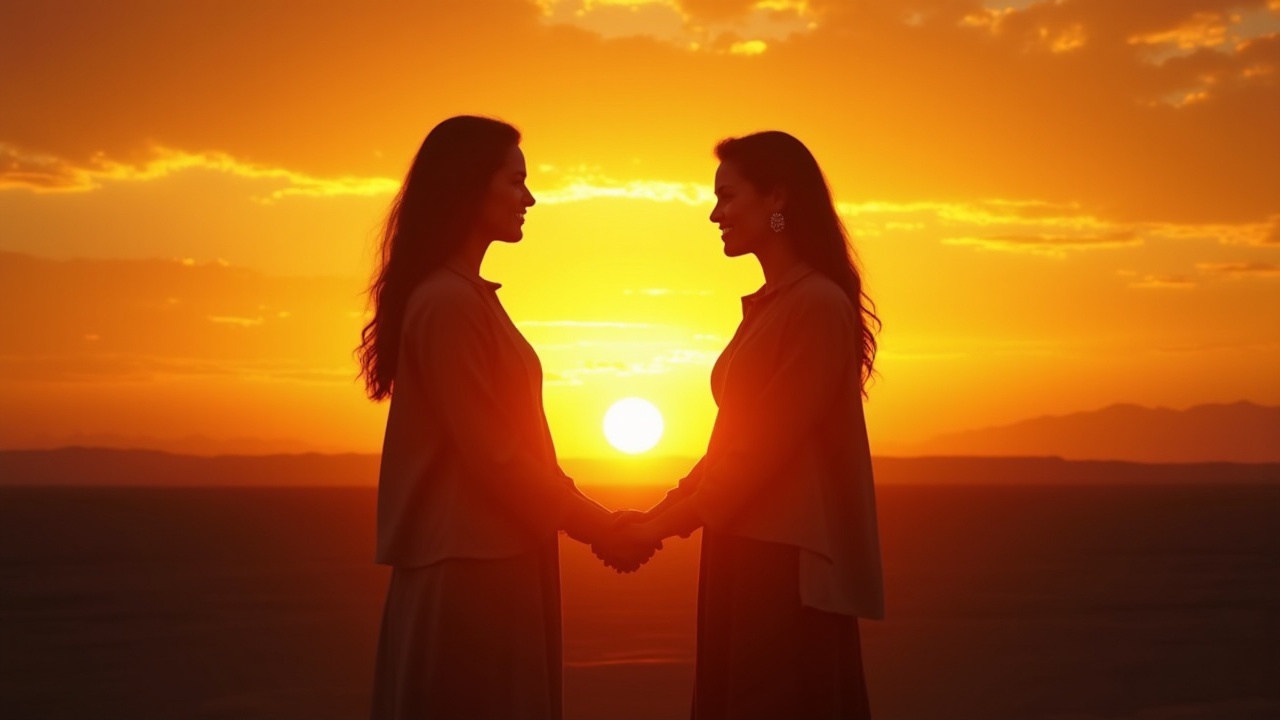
[754,236,805,287]
[449,235,491,277]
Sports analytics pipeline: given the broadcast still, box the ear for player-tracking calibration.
[767,187,787,214]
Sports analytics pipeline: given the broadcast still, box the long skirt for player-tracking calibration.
[371,544,563,720]
[693,531,873,720]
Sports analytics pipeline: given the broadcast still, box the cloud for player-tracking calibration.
[942,232,1142,257]
[0,143,400,202]
[0,353,354,385]
[1145,215,1280,246]
[1128,11,1233,51]
[1196,261,1280,277]
[622,288,714,296]
[2,0,1276,229]
[842,200,1280,253]
[0,144,725,213]
[547,347,720,385]
[1128,274,1197,289]
[729,39,768,54]
[520,320,657,328]
[207,315,267,328]
[534,173,715,205]
[535,0,815,47]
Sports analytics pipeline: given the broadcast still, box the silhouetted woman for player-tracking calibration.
[613,131,886,719]
[358,116,624,720]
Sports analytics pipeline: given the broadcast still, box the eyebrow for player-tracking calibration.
[714,185,731,196]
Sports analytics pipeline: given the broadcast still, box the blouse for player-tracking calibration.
[659,265,885,618]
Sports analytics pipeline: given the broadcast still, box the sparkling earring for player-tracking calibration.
[770,212,786,233]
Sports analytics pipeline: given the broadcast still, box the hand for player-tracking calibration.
[610,509,649,528]
[592,522,662,573]
[563,498,613,546]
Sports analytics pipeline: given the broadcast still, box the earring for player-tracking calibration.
[770,212,786,233]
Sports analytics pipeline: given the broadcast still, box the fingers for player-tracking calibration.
[609,509,648,529]
[591,540,656,573]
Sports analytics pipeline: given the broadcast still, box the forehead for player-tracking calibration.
[714,161,747,191]
[501,144,526,173]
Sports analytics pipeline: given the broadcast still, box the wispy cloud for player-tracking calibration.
[1128,274,1197,289]
[0,143,400,202]
[546,347,720,385]
[730,40,769,55]
[622,288,713,297]
[1128,11,1233,51]
[942,232,1142,257]
[535,0,818,49]
[0,353,355,384]
[519,320,656,329]
[534,174,714,206]
[842,200,1280,252]
[1146,216,1280,247]
[207,315,267,328]
[1196,261,1280,278]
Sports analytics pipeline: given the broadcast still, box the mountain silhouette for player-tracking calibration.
[904,402,1280,463]
[2,448,1277,487]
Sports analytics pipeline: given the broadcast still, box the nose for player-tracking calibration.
[525,189,536,208]
[709,205,721,224]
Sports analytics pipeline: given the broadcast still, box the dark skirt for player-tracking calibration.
[693,531,872,720]
[371,543,563,720]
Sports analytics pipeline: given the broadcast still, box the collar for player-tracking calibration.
[741,263,815,313]
[443,261,502,293]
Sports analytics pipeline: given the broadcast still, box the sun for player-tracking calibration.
[603,398,664,454]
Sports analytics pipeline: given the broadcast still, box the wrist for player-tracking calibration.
[638,517,671,543]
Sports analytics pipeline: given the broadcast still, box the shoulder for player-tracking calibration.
[787,271,855,316]
[408,268,479,306]
[403,269,488,331]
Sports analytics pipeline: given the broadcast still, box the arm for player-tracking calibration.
[414,293,604,539]
[607,456,706,534]
[686,291,857,530]
[645,456,707,515]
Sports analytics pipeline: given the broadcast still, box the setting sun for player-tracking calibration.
[603,398,665,454]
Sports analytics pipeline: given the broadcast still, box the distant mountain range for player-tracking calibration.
[7,402,1275,464]
[1,447,1276,487]
[2,433,338,456]
[896,402,1280,463]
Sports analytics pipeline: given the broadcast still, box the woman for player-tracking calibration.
[612,131,886,719]
[358,115,652,720]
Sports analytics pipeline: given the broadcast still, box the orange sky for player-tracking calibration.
[1,0,1278,459]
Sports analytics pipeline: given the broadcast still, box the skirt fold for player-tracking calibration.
[693,531,872,720]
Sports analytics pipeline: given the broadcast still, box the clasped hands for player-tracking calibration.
[591,510,663,574]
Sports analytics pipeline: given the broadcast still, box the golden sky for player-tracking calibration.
[1,0,1278,458]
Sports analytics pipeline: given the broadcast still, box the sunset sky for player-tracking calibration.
[2,0,1278,459]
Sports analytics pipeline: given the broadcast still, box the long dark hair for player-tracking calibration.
[358,116,521,401]
[715,131,881,393]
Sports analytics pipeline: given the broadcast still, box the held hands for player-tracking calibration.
[591,510,663,574]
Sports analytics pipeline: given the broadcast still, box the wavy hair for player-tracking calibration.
[715,131,881,393]
[357,116,521,400]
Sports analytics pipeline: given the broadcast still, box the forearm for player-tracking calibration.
[642,496,703,541]
[562,492,613,543]
[645,456,706,515]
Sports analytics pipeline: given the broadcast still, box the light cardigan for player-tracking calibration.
[375,265,585,568]
[657,266,885,619]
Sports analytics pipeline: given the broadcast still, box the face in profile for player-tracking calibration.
[476,145,536,243]
[709,161,777,257]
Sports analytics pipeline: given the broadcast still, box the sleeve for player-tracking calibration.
[410,293,575,537]
[689,291,856,530]
[647,456,707,514]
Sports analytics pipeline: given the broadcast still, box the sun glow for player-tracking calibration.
[603,398,665,454]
